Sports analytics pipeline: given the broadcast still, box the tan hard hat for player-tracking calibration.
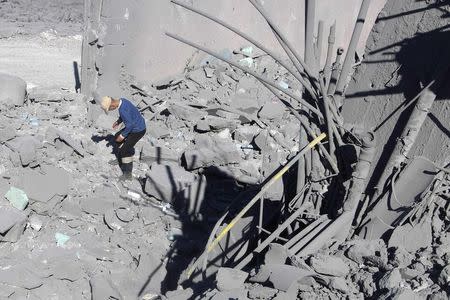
[100,96,112,113]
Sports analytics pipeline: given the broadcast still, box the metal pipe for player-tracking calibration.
[327,47,344,95]
[335,0,371,95]
[305,0,317,69]
[324,22,336,89]
[290,218,331,254]
[249,0,316,82]
[284,215,326,249]
[166,32,323,117]
[170,0,318,100]
[207,133,326,253]
[319,72,335,157]
[258,198,264,246]
[315,20,324,71]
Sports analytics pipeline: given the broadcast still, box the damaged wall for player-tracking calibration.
[342,0,450,189]
[82,0,387,98]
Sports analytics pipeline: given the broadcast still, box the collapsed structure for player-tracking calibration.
[0,0,449,299]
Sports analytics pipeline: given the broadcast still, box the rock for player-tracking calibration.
[248,286,278,299]
[0,205,27,234]
[438,264,450,287]
[265,243,288,265]
[216,267,248,291]
[249,264,314,292]
[6,135,41,166]
[389,220,432,253]
[0,264,42,289]
[258,101,285,120]
[234,125,261,143]
[387,288,425,300]
[145,163,196,202]
[0,126,17,143]
[147,122,170,139]
[254,130,276,152]
[165,288,193,300]
[310,254,350,277]
[230,94,260,114]
[346,239,386,264]
[0,73,26,106]
[389,247,414,268]
[330,277,349,293]
[28,215,43,231]
[378,268,402,290]
[210,289,250,300]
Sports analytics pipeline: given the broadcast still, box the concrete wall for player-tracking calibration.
[82,0,387,98]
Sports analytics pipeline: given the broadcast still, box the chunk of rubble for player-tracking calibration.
[258,101,285,120]
[388,219,432,253]
[309,254,350,277]
[0,73,26,106]
[16,166,71,203]
[346,239,386,264]
[378,268,402,290]
[0,205,27,234]
[144,163,196,202]
[265,243,288,265]
[140,144,179,164]
[165,288,194,300]
[438,264,450,287]
[250,264,315,292]
[216,267,248,292]
[183,138,241,170]
[6,135,41,166]
[0,264,42,289]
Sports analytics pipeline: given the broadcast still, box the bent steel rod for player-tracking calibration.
[206,133,327,254]
[249,0,317,82]
[261,81,339,173]
[319,72,335,156]
[166,32,323,117]
[235,202,312,269]
[335,0,371,95]
[324,22,336,89]
[170,0,317,101]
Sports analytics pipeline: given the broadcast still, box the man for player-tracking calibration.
[100,96,146,180]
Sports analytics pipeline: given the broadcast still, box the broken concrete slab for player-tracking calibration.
[258,101,285,120]
[183,139,241,170]
[140,144,179,164]
[230,94,260,115]
[0,264,43,289]
[145,163,196,202]
[6,135,41,166]
[388,218,432,253]
[0,73,26,106]
[216,267,248,291]
[378,268,402,290]
[250,264,315,292]
[16,166,72,203]
[310,254,350,277]
[0,205,27,234]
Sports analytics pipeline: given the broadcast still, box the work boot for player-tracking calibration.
[119,162,133,181]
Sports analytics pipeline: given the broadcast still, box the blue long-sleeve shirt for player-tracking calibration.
[118,98,146,137]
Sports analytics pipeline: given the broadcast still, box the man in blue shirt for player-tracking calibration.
[101,96,146,181]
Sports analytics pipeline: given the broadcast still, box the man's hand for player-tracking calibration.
[112,121,119,130]
[115,134,125,143]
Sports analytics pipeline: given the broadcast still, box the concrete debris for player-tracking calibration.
[55,232,70,247]
[309,254,350,277]
[388,218,432,253]
[0,73,26,107]
[216,267,248,291]
[258,101,285,120]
